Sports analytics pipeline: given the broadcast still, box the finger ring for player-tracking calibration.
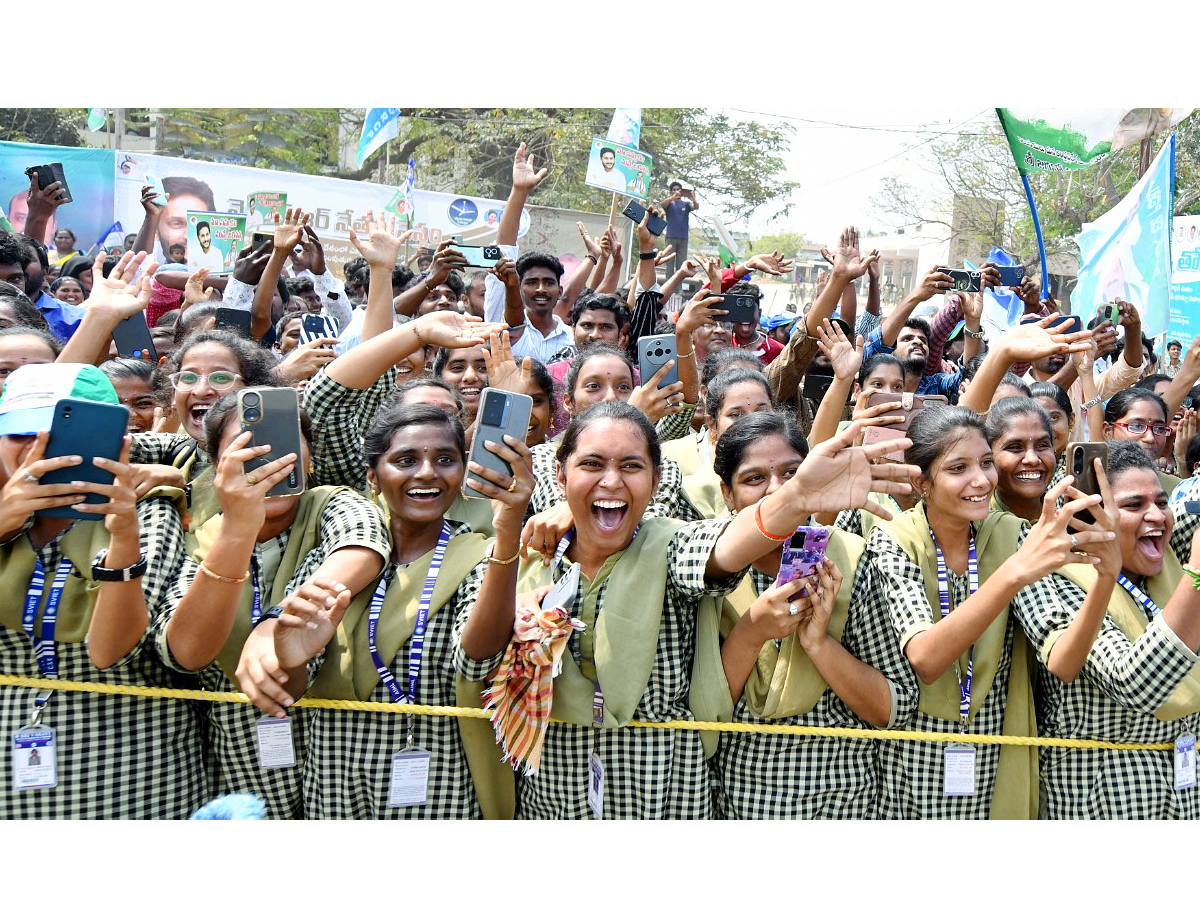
[246,474,258,486]
[508,477,517,492]
[788,603,799,616]
[22,471,37,484]
[1070,534,1079,550]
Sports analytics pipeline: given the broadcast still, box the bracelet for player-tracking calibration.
[486,542,521,565]
[753,498,792,543]
[198,561,249,584]
[639,251,657,260]
[1185,568,1200,592]
[586,254,598,264]
[964,326,985,340]
[1080,396,1103,411]
[676,345,695,359]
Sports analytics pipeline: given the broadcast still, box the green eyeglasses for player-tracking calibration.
[168,370,242,391]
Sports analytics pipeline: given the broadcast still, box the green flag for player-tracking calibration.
[87,108,107,131]
[997,108,1192,174]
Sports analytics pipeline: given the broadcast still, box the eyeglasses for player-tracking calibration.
[168,370,242,391]
[1116,419,1173,438]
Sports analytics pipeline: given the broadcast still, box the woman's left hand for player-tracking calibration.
[797,558,843,653]
[465,434,535,528]
[73,437,140,539]
[787,421,919,520]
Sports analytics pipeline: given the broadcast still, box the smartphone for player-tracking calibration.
[1066,441,1108,501]
[802,373,833,403]
[41,400,129,520]
[996,265,1025,288]
[250,232,274,252]
[111,311,156,362]
[299,314,340,344]
[144,174,167,207]
[1049,315,1083,335]
[709,293,758,324]
[622,200,667,236]
[1100,302,1120,327]
[637,334,679,385]
[455,244,501,269]
[463,388,533,500]
[238,388,304,498]
[937,267,981,293]
[775,526,830,587]
[25,163,71,204]
[213,308,253,338]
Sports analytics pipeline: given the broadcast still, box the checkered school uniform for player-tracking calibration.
[861,526,1014,819]
[1013,572,1200,818]
[304,367,398,492]
[453,517,744,819]
[712,557,910,819]
[153,489,389,820]
[304,520,486,819]
[131,431,210,479]
[529,441,691,521]
[0,498,209,819]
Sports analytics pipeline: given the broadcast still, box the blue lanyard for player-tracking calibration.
[368,522,451,705]
[249,555,262,626]
[929,527,979,730]
[23,554,73,677]
[1117,573,1161,619]
[552,529,574,572]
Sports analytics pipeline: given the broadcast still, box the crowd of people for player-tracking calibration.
[3,138,1200,820]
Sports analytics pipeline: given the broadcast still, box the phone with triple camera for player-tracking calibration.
[621,200,667,236]
[463,388,533,500]
[454,243,502,269]
[774,526,830,588]
[25,163,71,204]
[637,334,679,385]
[41,400,129,519]
[250,232,274,253]
[708,293,758,324]
[238,388,305,498]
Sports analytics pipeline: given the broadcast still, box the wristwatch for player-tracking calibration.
[90,551,148,582]
[964,325,985,340]
[253,605,286,630]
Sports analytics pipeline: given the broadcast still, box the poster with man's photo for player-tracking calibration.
[186,211,246,274]
[584,138,653,200]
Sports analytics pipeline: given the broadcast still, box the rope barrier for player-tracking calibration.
[0,673,1174,751]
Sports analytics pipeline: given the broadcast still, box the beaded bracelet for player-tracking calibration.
[754,498,791,542]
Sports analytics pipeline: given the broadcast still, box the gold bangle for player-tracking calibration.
[198,561,249,584]
[677,346,695,359]
[487,543,521,566]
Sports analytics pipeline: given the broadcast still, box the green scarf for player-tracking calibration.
[192,486,348,684]
[1055,550,1200,721]
[306,529,513,820]
[515,517,682,728]
[879,503,1038,820]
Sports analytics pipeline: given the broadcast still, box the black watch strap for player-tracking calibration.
[254,605,286,630]
[90,551,148,582]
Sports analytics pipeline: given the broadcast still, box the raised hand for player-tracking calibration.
[629,359,684,425]
[655,244,676,268]
[294,225,330,275]
[1012,476,1114,579]
[426,239,468,288]
[577,222,603,258]
[84,251,157,321]
[675,288,726,340]
[274,576,354,671]
[797,558,844,653]
[233,240,274,285]
[182,267,214,311]
[1001,316,1094,363]
[786,421,919,520]
[815,317,863,381]
[26,171,68,220]
[912,266,954,302]
[0,432,88,540]
[693,252,722,290]
[413,309,505,350]
[139,184,163,217]
[828,227,874,281]
[212,430,299,537]
[482,329,532,394]
[271,208,310,255]
[512,141,549,192]
[279,337,340,380]
[747,251,796,277]
[348,208,414,271]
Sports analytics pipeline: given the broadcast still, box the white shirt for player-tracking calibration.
[481,241,574,363]
[189,244,225,272]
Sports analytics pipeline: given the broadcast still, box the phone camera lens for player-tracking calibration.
[243,392,260,408]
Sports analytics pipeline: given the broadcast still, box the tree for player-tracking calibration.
[747,231,807,258]
[0,108,86,147]
[153,108,343,174]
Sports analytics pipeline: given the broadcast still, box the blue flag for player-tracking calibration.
[356,108,401,168]
[606,108,641,149]
[91,221,124,253]
[1072,134,1175,337]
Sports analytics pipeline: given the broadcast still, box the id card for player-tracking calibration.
[256,716,296,769]
[587,752,604,818]
[943,743,976,796]
[542,562,581,612]
[13,726,56,791]
[389,748,431,807]
[1176,732,1196,791]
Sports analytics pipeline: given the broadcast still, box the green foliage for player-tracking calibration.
[747,231,807,258]
[0,108,86,147]
[154,108,343,173]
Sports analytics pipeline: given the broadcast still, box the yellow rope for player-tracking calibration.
[0,673,1174,751]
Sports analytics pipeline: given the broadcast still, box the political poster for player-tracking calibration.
[186,211,246,274]
[1169,214,1200,347]
[584,138,652,200]
[246,191,287,232]
[0,140,115,246]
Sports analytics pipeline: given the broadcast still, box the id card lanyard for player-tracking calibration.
[1117,573,1162,620]
[368,521,451,746]
[929,527,979,732]
[23,554,72,679]
[249,555,263,627]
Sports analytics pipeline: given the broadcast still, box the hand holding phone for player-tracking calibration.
[463,388,533,500]
[454,243,502,269]
[41,400,129,519]
[622,200,667,236]
[239,388,305,498]
[775,526,830,587]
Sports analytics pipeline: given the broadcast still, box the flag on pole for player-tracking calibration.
[402,158,416,228]
[606,109,642,149]
[90,221,124,253]
[0,202,13,233]
[355,108,401,168]
[707,215,741,266]
[1071,134,1175,337]
[997,108,1192,174]
[87,108,107,132]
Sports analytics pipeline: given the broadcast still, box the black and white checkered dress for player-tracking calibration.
[0,498,209,819]
[453,517,743,819]
[529,441,691,521]
[304,367,398,492]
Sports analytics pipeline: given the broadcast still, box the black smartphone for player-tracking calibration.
[709,293,758,324]
[455,244,502,269]
[25,163,71,204]
[1049,315,1083,335]
[463,388,533,500]
[238,388,304,498]
[41,399,129,520]
[802,373,834,402]
[1066,441,1108,526]
[937,267,981,293]
[622,200,667,236]
[250,232,274,252]
[996,265,1025,288]
[111,312,156,362]
[213,308,253,338]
